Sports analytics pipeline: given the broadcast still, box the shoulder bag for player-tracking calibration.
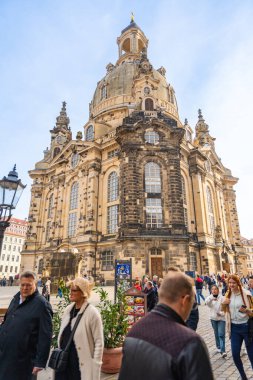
[48,303,89,372]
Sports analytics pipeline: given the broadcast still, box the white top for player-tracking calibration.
[229,291,249,324]
[205,294,225,321]
[45,279,51,294]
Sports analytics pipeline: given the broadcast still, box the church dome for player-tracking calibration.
[89,19,179,123]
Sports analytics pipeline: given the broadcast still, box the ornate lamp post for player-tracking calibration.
[0,165,26,251]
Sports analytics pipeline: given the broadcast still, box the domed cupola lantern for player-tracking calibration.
[117,14,149,65]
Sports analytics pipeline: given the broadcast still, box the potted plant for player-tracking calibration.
[95,285,128,374]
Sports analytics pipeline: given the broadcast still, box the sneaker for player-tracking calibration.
[217,349,221,353]
[221,352,227,358]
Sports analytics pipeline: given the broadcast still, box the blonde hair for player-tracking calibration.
[67,277,92,299]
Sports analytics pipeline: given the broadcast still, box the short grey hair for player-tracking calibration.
[20,271,37,281]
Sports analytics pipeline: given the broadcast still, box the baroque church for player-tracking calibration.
[21,18,244,283]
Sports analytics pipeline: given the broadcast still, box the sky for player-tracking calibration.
[0,0,253,238]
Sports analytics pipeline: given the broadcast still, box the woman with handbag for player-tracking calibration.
[222,274,253,380]
[54,277,104,380]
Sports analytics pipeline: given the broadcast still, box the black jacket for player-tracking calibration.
[186,299,199,331]
[0,289,53,380]
[144,287,157,311]
[119,303,214,380]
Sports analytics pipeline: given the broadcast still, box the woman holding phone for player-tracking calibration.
[222,274,253,380]
[206,285,226,357]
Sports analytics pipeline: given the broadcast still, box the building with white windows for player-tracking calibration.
[21,18,245,283]
[0,218,28,279]
[241,237,253,275]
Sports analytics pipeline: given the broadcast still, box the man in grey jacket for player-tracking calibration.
[119,271,214,380]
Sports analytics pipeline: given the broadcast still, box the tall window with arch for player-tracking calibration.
[68,182,79,237]
[107,171,119,234]
[107,171,119,202]
[38,259,44,274]
[48,194,54,218]
[145,162,163,228]
[145,98,154,111]
[70,182,79,210]
[206,186,215,236]
[86,125,94,141]
[181,176,188,227]
[101,84,107,100]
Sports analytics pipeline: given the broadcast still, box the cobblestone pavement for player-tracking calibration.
[1,286,253,379]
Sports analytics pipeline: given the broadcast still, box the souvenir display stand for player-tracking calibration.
[124,287,147,330]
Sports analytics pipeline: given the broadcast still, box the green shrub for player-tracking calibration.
[95,286,128,348]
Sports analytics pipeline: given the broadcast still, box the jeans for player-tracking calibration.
[196,289,205,304]
[231,322,253,380]
[211,320,225,353]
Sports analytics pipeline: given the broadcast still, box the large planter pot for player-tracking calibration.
[101,347,123,374]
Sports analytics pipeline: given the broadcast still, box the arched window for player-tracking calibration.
[145,98,154,111]
[206,186,215,236]
[71,153,79,168]
[101,85,107,100]
[38,259,44,274]
[101,251,114,270]
[181,176,188,227]
[108,172,119,202]
[70,182,79,210]
[53,147,60,158]
[145,162,163,228]
[86,125,94,141]
[48,194,54,218]
[145,162,161,193]
[144,131,159,144]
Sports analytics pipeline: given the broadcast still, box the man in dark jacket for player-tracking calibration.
[0,271,53,380]
[144,280,157,311]
[119,272,214,380]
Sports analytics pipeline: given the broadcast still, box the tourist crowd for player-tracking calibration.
[1,270,253,380]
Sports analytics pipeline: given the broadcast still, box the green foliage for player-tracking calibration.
[52,279,71,348]
[95,286,128,349]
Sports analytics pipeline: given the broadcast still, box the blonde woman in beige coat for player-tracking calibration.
[55,278,104,380]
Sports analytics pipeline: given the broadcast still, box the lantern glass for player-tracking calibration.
[0,167,26,210]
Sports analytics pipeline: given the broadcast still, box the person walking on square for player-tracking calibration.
[143,280,157,311]
[0,271,53,380]
[119,272,214,380]
[195,274,205,305]
[206,285,226,357]
[54,277,103,380]
[222,274,253,380]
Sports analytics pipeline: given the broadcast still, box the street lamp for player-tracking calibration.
[0,165,26,251]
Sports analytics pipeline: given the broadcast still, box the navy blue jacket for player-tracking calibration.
[0,289,53,380]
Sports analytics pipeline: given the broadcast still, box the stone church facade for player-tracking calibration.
[21,19,244,283]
